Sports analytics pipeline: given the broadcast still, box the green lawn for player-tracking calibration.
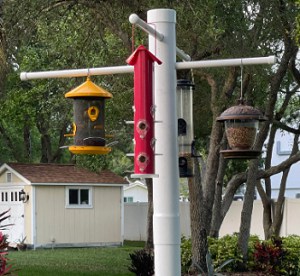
[7,241,144,276]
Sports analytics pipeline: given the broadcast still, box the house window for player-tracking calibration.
[124,197,134,203]
[1,192,8,202]
[6,173,12,183]
[66,187,92,208]
[10,191,18,202]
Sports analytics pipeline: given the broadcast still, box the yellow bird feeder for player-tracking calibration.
[65,77,113,154]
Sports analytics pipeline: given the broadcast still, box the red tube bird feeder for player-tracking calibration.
[126,45,162,176]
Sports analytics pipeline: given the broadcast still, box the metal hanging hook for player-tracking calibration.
[240,61,244,103]
[87,68,91,80]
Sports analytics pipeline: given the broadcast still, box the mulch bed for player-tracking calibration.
[186,273,268,276]
[223,273,269,275]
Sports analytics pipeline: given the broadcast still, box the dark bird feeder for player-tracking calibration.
[177,79,195,177]
[217,100,266,159]
[65,77,113,154]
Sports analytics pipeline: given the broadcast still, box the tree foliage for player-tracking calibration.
[296,0,300,45]
[1,1,134,168]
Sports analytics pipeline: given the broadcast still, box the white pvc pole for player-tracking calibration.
[130,13,191,62]
[148,9,181,276]
[20,65,133,80]
[176,55,276,70]
[176,47,191,62]
[20,56,275,81]
[129,13,164,41]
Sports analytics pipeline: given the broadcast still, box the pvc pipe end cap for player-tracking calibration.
[268,55,277,64]
[129,14,139,24]
[20,72,27,81]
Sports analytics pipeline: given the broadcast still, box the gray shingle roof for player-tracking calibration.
[7,163,127,185]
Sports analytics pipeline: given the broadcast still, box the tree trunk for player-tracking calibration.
[261,124,276,239]
[210,179,222,238]
[238,159,259,264]
[202,121,223,234]
[23,123,31,161]
[37,119,52,163]
[145,178,153,250]
[189,157,207,271]
[50,126,68,163]
[210,154,227,238]
[257,180,273,240]
[211,172,247,237]
[40,134,52,163]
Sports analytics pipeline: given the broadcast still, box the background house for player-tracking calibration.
[0,163,127,248]
[123,178,148,202]
[269,130,300,198]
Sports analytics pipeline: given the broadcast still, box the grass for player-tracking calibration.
[7,241,145,276]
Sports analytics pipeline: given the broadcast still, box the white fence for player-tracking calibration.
[124,199,300,240]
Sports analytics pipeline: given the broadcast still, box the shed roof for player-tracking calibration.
[124,182,147,191]
[4,163,127,185]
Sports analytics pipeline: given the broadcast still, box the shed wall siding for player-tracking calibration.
[35,186,122,246]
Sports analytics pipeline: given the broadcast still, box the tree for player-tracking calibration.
[236,1,299,262]
[175,0,300,267]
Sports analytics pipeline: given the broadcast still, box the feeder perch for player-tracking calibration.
[217,100,266,159]
[64,77,113,155]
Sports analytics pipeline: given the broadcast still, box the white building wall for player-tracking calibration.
[124,202,148,240]
[124,199,300,241]
[270,131,300,198]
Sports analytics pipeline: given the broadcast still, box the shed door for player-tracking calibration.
[0,188,25,243]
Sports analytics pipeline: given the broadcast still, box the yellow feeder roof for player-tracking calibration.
[68,145,112,155]
[65,77,113,98]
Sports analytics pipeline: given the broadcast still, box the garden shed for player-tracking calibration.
[0,163,127,249]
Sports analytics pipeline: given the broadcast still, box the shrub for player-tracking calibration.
[253,237,286,275]
[208,234,241,272]
[0,209,13,275]
[246,234,261,270]
[208,234,260,272]
[282,235,300,275]
[181,234,260,273]
[181,234,300,275]
[128,249,154,276]
[0,233,11,276]
[181,236,192,274]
